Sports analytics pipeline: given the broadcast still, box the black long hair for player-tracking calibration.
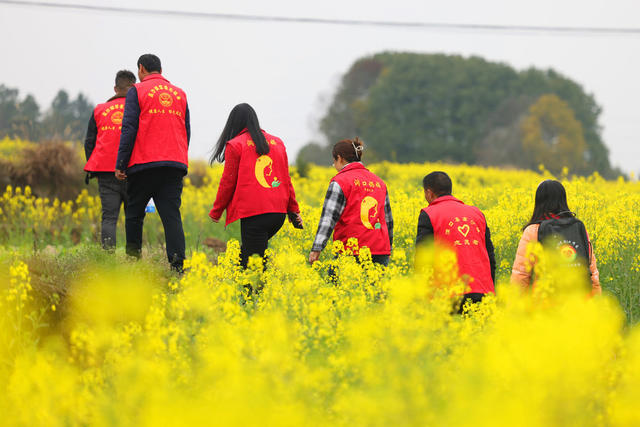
[210,103,269,164]
[524,180,574,229]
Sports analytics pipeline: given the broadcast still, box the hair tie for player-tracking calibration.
[351,140,363,159]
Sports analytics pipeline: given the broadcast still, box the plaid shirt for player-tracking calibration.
[311,181,394,252]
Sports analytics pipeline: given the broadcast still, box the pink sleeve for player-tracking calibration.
[510,224,539,288]
[587,233,601,295]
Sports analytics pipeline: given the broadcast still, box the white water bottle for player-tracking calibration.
[145,198,156,213]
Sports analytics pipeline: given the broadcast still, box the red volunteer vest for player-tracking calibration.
[224,130,295,225]
[331,163,391,255]
[128,74,188,168]
[84,97,125,172]
[423,195,494,294]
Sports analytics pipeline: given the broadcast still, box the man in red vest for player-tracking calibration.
[416,171,496,312]
[84,70,136,249]
[115,54,190,272]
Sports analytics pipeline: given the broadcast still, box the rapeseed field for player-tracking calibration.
[1,155,639,426]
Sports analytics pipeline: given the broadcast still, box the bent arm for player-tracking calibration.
[283,146,300,213]
[116,87,140,171]
[416,210,434,246]
[485,226,496,284]
[84,113,97,161]
[588,239,601,295]
[384,192,393,249]
[185,103,191,145]
[311,182,345,252]
[510,225,537,288]
[209,143,240,220]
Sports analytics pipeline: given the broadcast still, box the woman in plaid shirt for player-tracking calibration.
[309,138,393,266]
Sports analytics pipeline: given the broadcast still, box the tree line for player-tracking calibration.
[0,84,92,143]
[298,52,620,178]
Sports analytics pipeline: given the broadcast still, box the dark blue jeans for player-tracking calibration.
[125,167,186,271]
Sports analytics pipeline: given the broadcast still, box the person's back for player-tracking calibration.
[219,130,295,225]
[115,54,190,272]
[126,74,188,172]
[85,98,126,173]
[309,138,393,266]
[84,70,136,249]
[209,103,301,269]
[422,195,494,294]
[416,171,496,309]
[331,163,391,256]
[510,180,601,295]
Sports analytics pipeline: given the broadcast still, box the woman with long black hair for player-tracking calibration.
[209,103,302,268]
[511,179,601,294]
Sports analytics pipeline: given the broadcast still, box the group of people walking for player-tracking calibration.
[85,54,189,272]
[85,53,601,306]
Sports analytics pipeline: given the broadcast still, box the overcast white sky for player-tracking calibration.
[0,0,638,172]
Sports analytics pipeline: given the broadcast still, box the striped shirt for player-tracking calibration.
[311,181,394,252]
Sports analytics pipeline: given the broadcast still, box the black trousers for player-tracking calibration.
[240,213,286,268]
[96,173,127,249]
[125,167,186,270]
[457,292,486,314]
[370,255,390,266]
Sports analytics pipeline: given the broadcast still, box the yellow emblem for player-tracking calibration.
[457,224,470,238]
[254,155,280,188]
[159,92,173,107]
[360,196,381,230]
[111,111,123,125]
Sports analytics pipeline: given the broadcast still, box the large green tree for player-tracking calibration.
[312,52,613,176]
[521,94,588,175]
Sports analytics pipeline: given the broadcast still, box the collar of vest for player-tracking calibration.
[237,128,267,136]
[429,195,463,206]
[106,94,126,102]
[337,162,365,174]
[141,74,169,83]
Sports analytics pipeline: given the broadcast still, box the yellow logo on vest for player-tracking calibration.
[360,196,381,230]
[159,93,173,107]
[111,111,123,125]
[255,155,281,188]
[444,217,481,246]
